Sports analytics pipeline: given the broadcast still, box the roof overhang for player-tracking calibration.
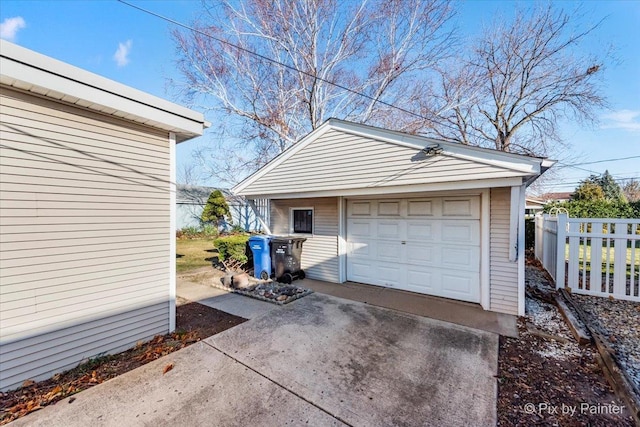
[0,39,208,142]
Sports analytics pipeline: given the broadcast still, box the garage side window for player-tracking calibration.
[291,208,313,234]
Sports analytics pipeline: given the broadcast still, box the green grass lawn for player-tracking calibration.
[176,238,216,273]
[565,243,639,276]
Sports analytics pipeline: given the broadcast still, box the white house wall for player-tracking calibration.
[270,198,339,283]
[240,128,528,196]
[0,87,173,390]
[489,187,519,315]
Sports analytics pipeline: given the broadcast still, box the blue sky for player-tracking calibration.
[1,0,638,193]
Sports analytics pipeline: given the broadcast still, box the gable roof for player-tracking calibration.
[233,119,554,198]
[0,40,207,142]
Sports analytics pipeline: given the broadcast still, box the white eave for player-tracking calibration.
[0,39,208,142]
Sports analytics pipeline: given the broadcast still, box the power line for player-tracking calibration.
[117,0,430,122]
[562,155,640,167]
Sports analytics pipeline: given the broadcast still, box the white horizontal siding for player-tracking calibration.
[0,87,172,391]
[490,187,518,315]
[271,198,339,283]
[241,128,525,195]
[0,302,168,390]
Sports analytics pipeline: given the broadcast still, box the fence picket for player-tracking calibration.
[536,213,640,302]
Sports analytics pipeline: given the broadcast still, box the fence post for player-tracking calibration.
[555,213,568,289]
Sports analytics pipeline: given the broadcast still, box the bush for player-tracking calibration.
[214,234,250,265]
[525,218,535,250]
[543,199,639,219]
[176,225,219,239]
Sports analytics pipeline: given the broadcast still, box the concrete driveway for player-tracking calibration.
[12,294,498,427]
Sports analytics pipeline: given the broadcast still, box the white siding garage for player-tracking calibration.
[234,119,554,316]
[347,197,480,303]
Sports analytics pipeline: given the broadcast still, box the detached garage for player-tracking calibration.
[0,40,206,390]
[233,119,553,317]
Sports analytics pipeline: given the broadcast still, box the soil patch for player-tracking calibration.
[497,261,635,426]
[0,303,246,425]
[497,320,634,426]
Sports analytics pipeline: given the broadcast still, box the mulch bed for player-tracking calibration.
[497,320,635,426]
[497,257,636,426]
[0,303,246,425]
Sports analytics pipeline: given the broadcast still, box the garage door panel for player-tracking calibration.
[350,201,372,216]
[349,260,375,283]
[376,241,403,262]
[378,262,402,287]
[442,197,480,219]
[349,240,374,258]
[405,243,437,265]
[406,266,435,293]
[378,201,401,216]
[441,221,480,245]
[441,247,480,272]
[441,271,478,302]
[377,221,402,239]
[347,219,372,238]
[407,200,433,216]
[406,221,434,240]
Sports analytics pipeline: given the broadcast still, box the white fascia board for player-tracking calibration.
[0,40,205,140]
[239,177,524,199]
[232,121,334,193]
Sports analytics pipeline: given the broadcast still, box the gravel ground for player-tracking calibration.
[497,264,634,425]
[572,294,640,391]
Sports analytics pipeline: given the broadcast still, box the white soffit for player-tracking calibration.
[0,40,207,142]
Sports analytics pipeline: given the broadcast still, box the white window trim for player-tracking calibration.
[289,207,314,236]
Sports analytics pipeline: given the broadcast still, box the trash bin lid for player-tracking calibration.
[248,235,273,242]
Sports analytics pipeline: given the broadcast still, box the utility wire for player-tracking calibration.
[117,0,430,123]
[561,155,640,167]
[117,0,637,170]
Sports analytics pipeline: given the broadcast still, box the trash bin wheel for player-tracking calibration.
[298,270,305,280]
[281,273,293,284]
[260,270,269,280]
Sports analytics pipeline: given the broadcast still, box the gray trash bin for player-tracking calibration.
[270,237,306,283]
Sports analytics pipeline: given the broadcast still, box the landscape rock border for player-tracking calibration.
[213,275,313,305]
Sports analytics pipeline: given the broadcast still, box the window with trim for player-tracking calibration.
[291,208,313,234]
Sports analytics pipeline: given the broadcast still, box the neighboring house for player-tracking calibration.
[176,184,261,231]
[233,119,554,316]
[0,40,207,390]
[541,192,573,203]
[176,185,216,229]
[525,196,546,218]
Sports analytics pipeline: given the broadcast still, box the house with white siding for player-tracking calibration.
[176,185,260,231]
[233,119,554,317]
[0,40,207,390]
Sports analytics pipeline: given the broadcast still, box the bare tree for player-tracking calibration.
[425,4,608,156]
[172,0,455,184]
[622,178,640,203]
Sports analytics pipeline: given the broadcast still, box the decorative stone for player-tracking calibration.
[276,295,287,301]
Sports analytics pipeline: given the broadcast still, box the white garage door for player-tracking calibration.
[347,197,481,303]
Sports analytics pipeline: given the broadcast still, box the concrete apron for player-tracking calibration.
[13,294,498,427]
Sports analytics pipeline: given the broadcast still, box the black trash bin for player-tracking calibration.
[270,237,307,284]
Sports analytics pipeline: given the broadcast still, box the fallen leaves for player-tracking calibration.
[0,302,246,425]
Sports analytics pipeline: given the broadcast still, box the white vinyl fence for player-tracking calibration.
[535,213,640,302]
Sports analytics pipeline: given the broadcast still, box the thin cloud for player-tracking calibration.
[113,39,133,67]
[0,16,26,41]
[601,109,640,132]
